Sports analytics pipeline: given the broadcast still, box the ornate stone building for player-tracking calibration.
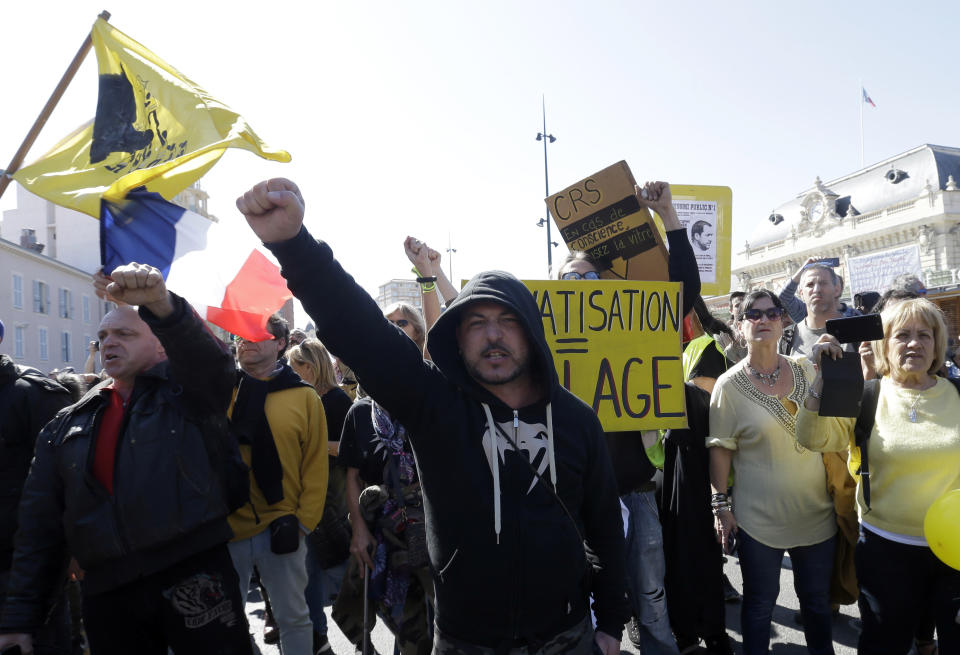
[376,278,422,311]
[725,144,960,333]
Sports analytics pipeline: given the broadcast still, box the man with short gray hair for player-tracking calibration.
[781,262,859,357]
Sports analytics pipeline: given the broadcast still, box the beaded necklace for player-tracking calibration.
[745,359,781,388]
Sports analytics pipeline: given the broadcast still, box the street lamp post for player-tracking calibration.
[446,233,457,283]
[536,97,556,278]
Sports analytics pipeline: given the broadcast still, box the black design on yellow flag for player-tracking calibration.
[90,68,154,163]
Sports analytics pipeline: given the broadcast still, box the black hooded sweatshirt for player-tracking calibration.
[266,227,629,647]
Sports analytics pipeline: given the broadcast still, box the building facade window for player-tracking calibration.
[12,274,23,309]
[82,295,91,323]
[61,332,72,363]
[38,327,49,361]
[59,288,73,319]
[33,280,50,314]
[14,326,25,359]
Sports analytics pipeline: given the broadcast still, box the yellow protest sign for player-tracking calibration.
[525,280,687,431]
[652,185,733,297]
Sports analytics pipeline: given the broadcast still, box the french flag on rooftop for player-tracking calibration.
[101,189,291,341]
[862,87,876,108]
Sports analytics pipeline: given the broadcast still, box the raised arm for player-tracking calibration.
[428,245,459,305]
[106,263,235,415]
[84,340,99,374]
[404,236,443,333]
[237,179,443,426]
[779,257,819,324]
[637,181,701,317]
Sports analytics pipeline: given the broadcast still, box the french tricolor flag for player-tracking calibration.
[101,189,290,341]
[862,87,876,108]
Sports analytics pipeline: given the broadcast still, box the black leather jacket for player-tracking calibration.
[0,295,236,632]
[0,357,72,571]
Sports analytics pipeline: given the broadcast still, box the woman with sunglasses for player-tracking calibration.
[708,289,837,655]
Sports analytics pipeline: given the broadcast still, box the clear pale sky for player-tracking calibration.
[2,1,957,311]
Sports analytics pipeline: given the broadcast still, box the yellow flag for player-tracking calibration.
[13,18,290,217]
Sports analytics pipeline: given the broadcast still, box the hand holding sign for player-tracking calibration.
[236,178,305,244]
[636,181,681,230]
[792,256,822,284]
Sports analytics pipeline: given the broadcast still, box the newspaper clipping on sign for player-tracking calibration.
[676,199,718,285]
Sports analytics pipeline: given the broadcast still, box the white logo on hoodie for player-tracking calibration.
[482,418,550,494]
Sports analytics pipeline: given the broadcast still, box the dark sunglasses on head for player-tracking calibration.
[561,271,601,280]
[390,318,410,328]
[742,307,785,322]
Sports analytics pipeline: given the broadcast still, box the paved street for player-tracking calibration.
[245,553,864,654]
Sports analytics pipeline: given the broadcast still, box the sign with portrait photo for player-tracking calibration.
[655,185,732,297]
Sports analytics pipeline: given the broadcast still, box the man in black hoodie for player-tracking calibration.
[237,178,629,654]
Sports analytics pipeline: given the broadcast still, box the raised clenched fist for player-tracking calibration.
[236,178,305,244]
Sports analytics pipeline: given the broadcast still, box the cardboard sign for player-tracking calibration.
[654,185,733,297]
[546,161,670,281]
[525,280,688,431]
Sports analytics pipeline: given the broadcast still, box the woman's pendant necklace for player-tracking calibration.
[746,359,781,388]
[908,392,922,423]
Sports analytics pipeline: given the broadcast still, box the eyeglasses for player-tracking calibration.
[561,271,601,280]
[742,307,785,322]
[389,318,410,328]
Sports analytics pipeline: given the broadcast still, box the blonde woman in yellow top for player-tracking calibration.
[799,297,960,655]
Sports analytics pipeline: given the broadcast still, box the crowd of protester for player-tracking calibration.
[0,178,956,655]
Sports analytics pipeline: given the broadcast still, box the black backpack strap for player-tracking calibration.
[854,379,882,512]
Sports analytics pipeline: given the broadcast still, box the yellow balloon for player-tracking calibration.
[924,489,960,571]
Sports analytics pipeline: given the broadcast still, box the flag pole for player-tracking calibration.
[859,79,864,169]
[0,10,111,202]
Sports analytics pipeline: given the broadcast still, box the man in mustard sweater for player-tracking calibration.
[229,313,329,655]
